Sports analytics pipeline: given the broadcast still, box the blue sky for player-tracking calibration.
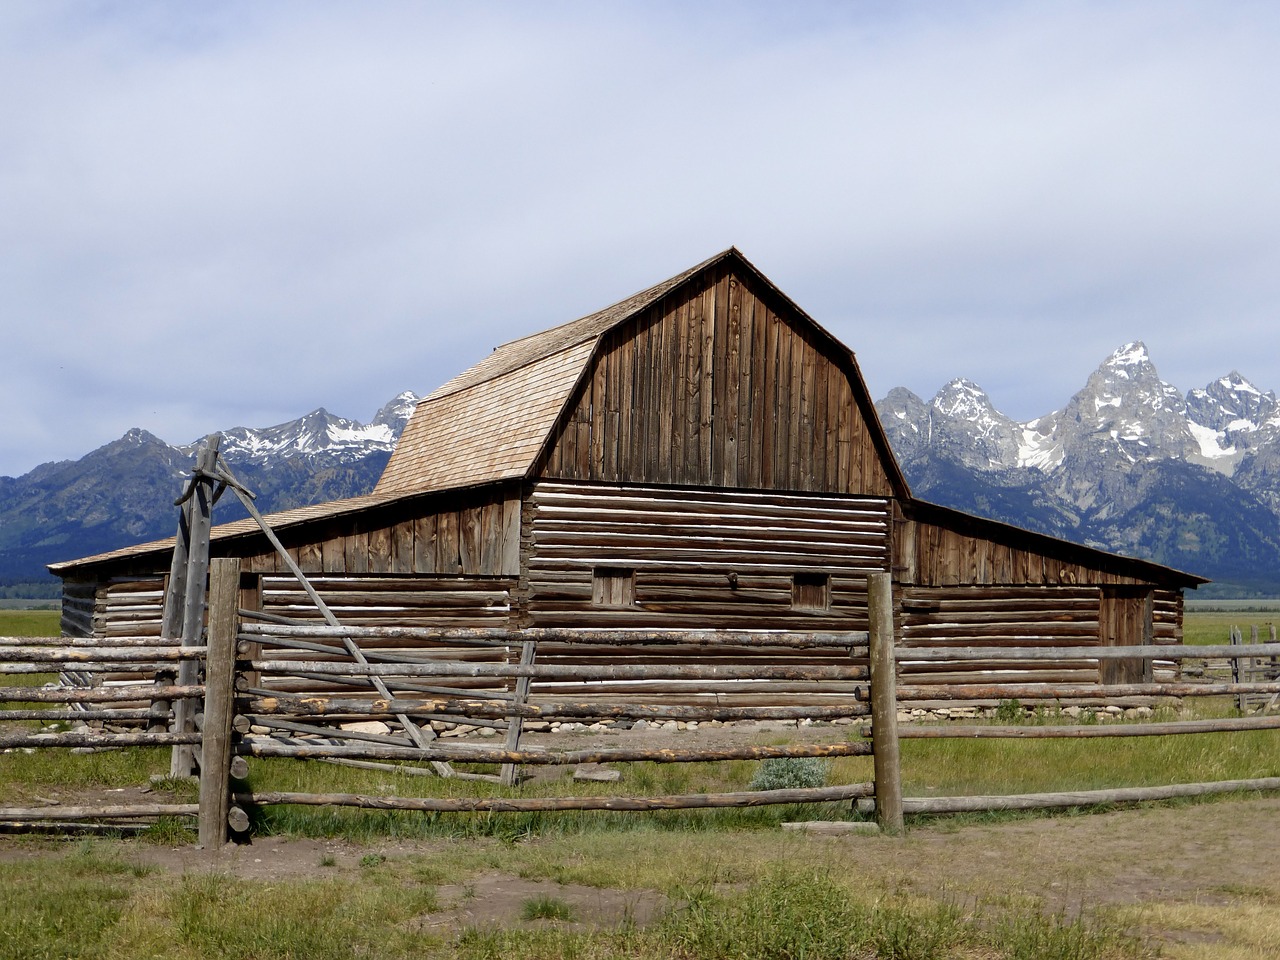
[3,1,1279,477]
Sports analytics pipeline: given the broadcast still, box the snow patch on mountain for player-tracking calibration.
[179,393,422,466]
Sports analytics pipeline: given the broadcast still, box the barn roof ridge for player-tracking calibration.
[425,247,738,401]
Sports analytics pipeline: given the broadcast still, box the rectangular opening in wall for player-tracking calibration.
[592,567,635,607]
[792,572,830,612]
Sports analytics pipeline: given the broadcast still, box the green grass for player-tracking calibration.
[1182,609,1278,646]
[0,608,60,638]
[0,852,1150,960]
[519,894,576,922]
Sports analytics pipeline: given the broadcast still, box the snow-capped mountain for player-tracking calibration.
[187,392,420,465]
[877,342,1280,595]
[884,341,1278,486]
[0,394,422,589]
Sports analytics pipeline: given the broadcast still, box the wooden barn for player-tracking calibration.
[50,248,1206,702]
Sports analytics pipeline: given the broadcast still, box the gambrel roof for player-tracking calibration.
[375,247,908,499]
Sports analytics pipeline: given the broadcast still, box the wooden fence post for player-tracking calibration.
[500,639,536,787]
[198,558,239,850]
[868,571,903,834]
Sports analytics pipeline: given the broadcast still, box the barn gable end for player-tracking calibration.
[539,260,898,496]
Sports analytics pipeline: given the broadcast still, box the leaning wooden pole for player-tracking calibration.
[171,435,220,777]
[198,558,239,850]
[867,571,903,834]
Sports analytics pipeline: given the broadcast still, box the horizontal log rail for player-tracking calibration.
[0,803,199,822]
[0,636,177,648]
[247,659,868,682]
[898,643,1280,662]
[239,623,869,650]
[236,782,875,813]
[0,730,203,749]
[244,692,871,722]
[0,684,204,704]
[883,778,1280,814]
[0,708,159,722]
[891,715,1280,738]
[0,646,204,663]
[238,738,873,766]
[893,680,1280,701]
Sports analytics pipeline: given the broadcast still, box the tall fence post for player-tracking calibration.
[198,557,239,850]
[868,571,903,834]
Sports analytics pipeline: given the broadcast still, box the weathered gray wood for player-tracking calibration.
[239,623,869,649]
[172,435,219,777]
[245,693,870,722]
[238,738,873,765]
[0,731,203,748]
[500,639,536,787]
[0,646,206,663]
[218,468,456,778]
[867,572,902,834]
[894,716,1280,738]
[0,684,203,703]
[226,805,251,833]
[894,680,1280,700]
[0,708,157,722]
[236,782,875,813]
[198,558,239,850]
[247,659,867,681]
[0,804,199,821]
[895,777,1280,813]
[898,642,1280,662]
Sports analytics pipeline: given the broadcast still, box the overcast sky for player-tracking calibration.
[4,1,1279,478]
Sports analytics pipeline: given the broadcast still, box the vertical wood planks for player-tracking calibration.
[537,267,895,496]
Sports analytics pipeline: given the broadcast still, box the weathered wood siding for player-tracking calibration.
[541,265,895,496]
[894,515,1161,588]
[256,575,512,628]
[238,490,520,578]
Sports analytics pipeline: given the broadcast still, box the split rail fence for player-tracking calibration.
[7,571,1280,842]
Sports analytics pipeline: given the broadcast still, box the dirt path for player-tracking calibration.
[4,792,1277,933]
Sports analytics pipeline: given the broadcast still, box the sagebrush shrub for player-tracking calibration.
[748,757,830,791]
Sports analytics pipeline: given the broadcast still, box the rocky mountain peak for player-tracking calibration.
[371,391,421,434]
[1186,371,1277,435]
[933,379,993,421]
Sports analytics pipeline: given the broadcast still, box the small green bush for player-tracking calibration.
[748,757,829,791]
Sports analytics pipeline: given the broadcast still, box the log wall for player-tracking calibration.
[524,481,891,629]
[541,265,895,496]
[59,577,167,640]
[521,481,887,706]
[897,586,1183,688]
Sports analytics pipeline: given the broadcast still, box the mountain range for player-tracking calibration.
[2,345,1277,597]
[876,342,1280,597]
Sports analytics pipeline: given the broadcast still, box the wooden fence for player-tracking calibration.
[6,562,1280,845]
[0,562,889,844]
